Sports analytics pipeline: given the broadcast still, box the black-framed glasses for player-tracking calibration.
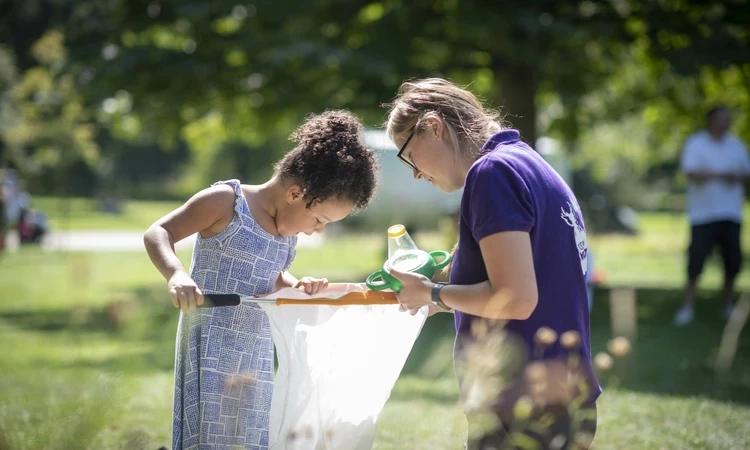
[396,126,418,172]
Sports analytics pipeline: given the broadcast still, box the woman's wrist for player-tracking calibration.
[431,282,450,311]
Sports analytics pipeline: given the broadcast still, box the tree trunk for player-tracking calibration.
[494,65,538,148]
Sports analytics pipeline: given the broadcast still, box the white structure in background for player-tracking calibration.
[361,131,575,229]
[361,130,463,229]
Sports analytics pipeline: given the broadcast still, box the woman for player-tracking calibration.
[385,78,600,450]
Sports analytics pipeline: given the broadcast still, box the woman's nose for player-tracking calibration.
[413,168,423,180]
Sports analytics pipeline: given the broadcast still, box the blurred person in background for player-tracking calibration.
[674,105,750,326]
[12,180,48,245]
[18,208,48,244]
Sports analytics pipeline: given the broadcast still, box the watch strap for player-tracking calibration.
[431,282,449,311]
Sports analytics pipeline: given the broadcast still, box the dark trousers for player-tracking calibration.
[467,403,597,450]
[688,220,742,281]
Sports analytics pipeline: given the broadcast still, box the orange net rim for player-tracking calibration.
[274,290,398,306]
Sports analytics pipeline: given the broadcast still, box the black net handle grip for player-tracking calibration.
[200,294,241,308]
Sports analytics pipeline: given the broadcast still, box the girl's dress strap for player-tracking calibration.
[206,179,245,242]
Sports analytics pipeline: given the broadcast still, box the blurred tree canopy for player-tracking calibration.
[0,0,749,213]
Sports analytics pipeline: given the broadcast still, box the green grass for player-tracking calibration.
[0,251,179,448]
[32,196,182,231]
[587,208,750,291]
[2,208,750,448]
[290,232,385,281]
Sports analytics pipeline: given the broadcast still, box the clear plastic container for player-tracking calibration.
[385,224,428,272]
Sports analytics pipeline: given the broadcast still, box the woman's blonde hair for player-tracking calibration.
[384,78,506,159]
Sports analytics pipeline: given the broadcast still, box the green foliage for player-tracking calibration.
[2,30,100,188]
[0,46,19,165]
[1,0,749,207]
[633,0,750,75]
[61,0,636,145]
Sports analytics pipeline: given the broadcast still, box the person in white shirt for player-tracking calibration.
[674,105,750,326]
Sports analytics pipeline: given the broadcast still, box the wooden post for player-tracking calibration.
[609,287,637,342]
[715,294,750,374]
[607,287,637,384]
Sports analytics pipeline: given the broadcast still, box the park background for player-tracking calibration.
[1,1,750,448]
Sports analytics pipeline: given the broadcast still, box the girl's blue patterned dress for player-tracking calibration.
[172,179,296,450]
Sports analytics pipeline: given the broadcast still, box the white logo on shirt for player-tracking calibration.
[561,199,588,276]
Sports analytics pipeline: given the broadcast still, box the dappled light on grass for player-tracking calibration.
[0,371,122,449]
[1,229,750,448]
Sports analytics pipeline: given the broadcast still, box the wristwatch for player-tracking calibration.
[431,282,450,311]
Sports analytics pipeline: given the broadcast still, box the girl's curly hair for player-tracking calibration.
[274,110,379,210]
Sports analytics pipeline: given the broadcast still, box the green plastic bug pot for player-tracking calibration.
[365,224,451,292]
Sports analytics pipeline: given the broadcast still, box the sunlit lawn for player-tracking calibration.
[1,207,750,448]
[33,196,182,231]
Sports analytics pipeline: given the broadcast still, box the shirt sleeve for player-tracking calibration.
[680,135,702,173]
[465,157,535,242]
[738,139,750,174]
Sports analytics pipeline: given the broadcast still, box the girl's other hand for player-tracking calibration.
[294,277,329,295]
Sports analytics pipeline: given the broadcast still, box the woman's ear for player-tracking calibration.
[423,114,444,141]
[286,184,304,204]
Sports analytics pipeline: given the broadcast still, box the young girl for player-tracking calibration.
[144,110,379,450]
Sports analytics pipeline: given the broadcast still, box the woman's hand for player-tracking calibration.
[294,277,329,295]
[168,270,204,313]
[389,268,433,315]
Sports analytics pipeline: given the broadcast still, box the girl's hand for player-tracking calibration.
[388,267,433,315]
[294,277,329,295]
[168,270,204,313]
